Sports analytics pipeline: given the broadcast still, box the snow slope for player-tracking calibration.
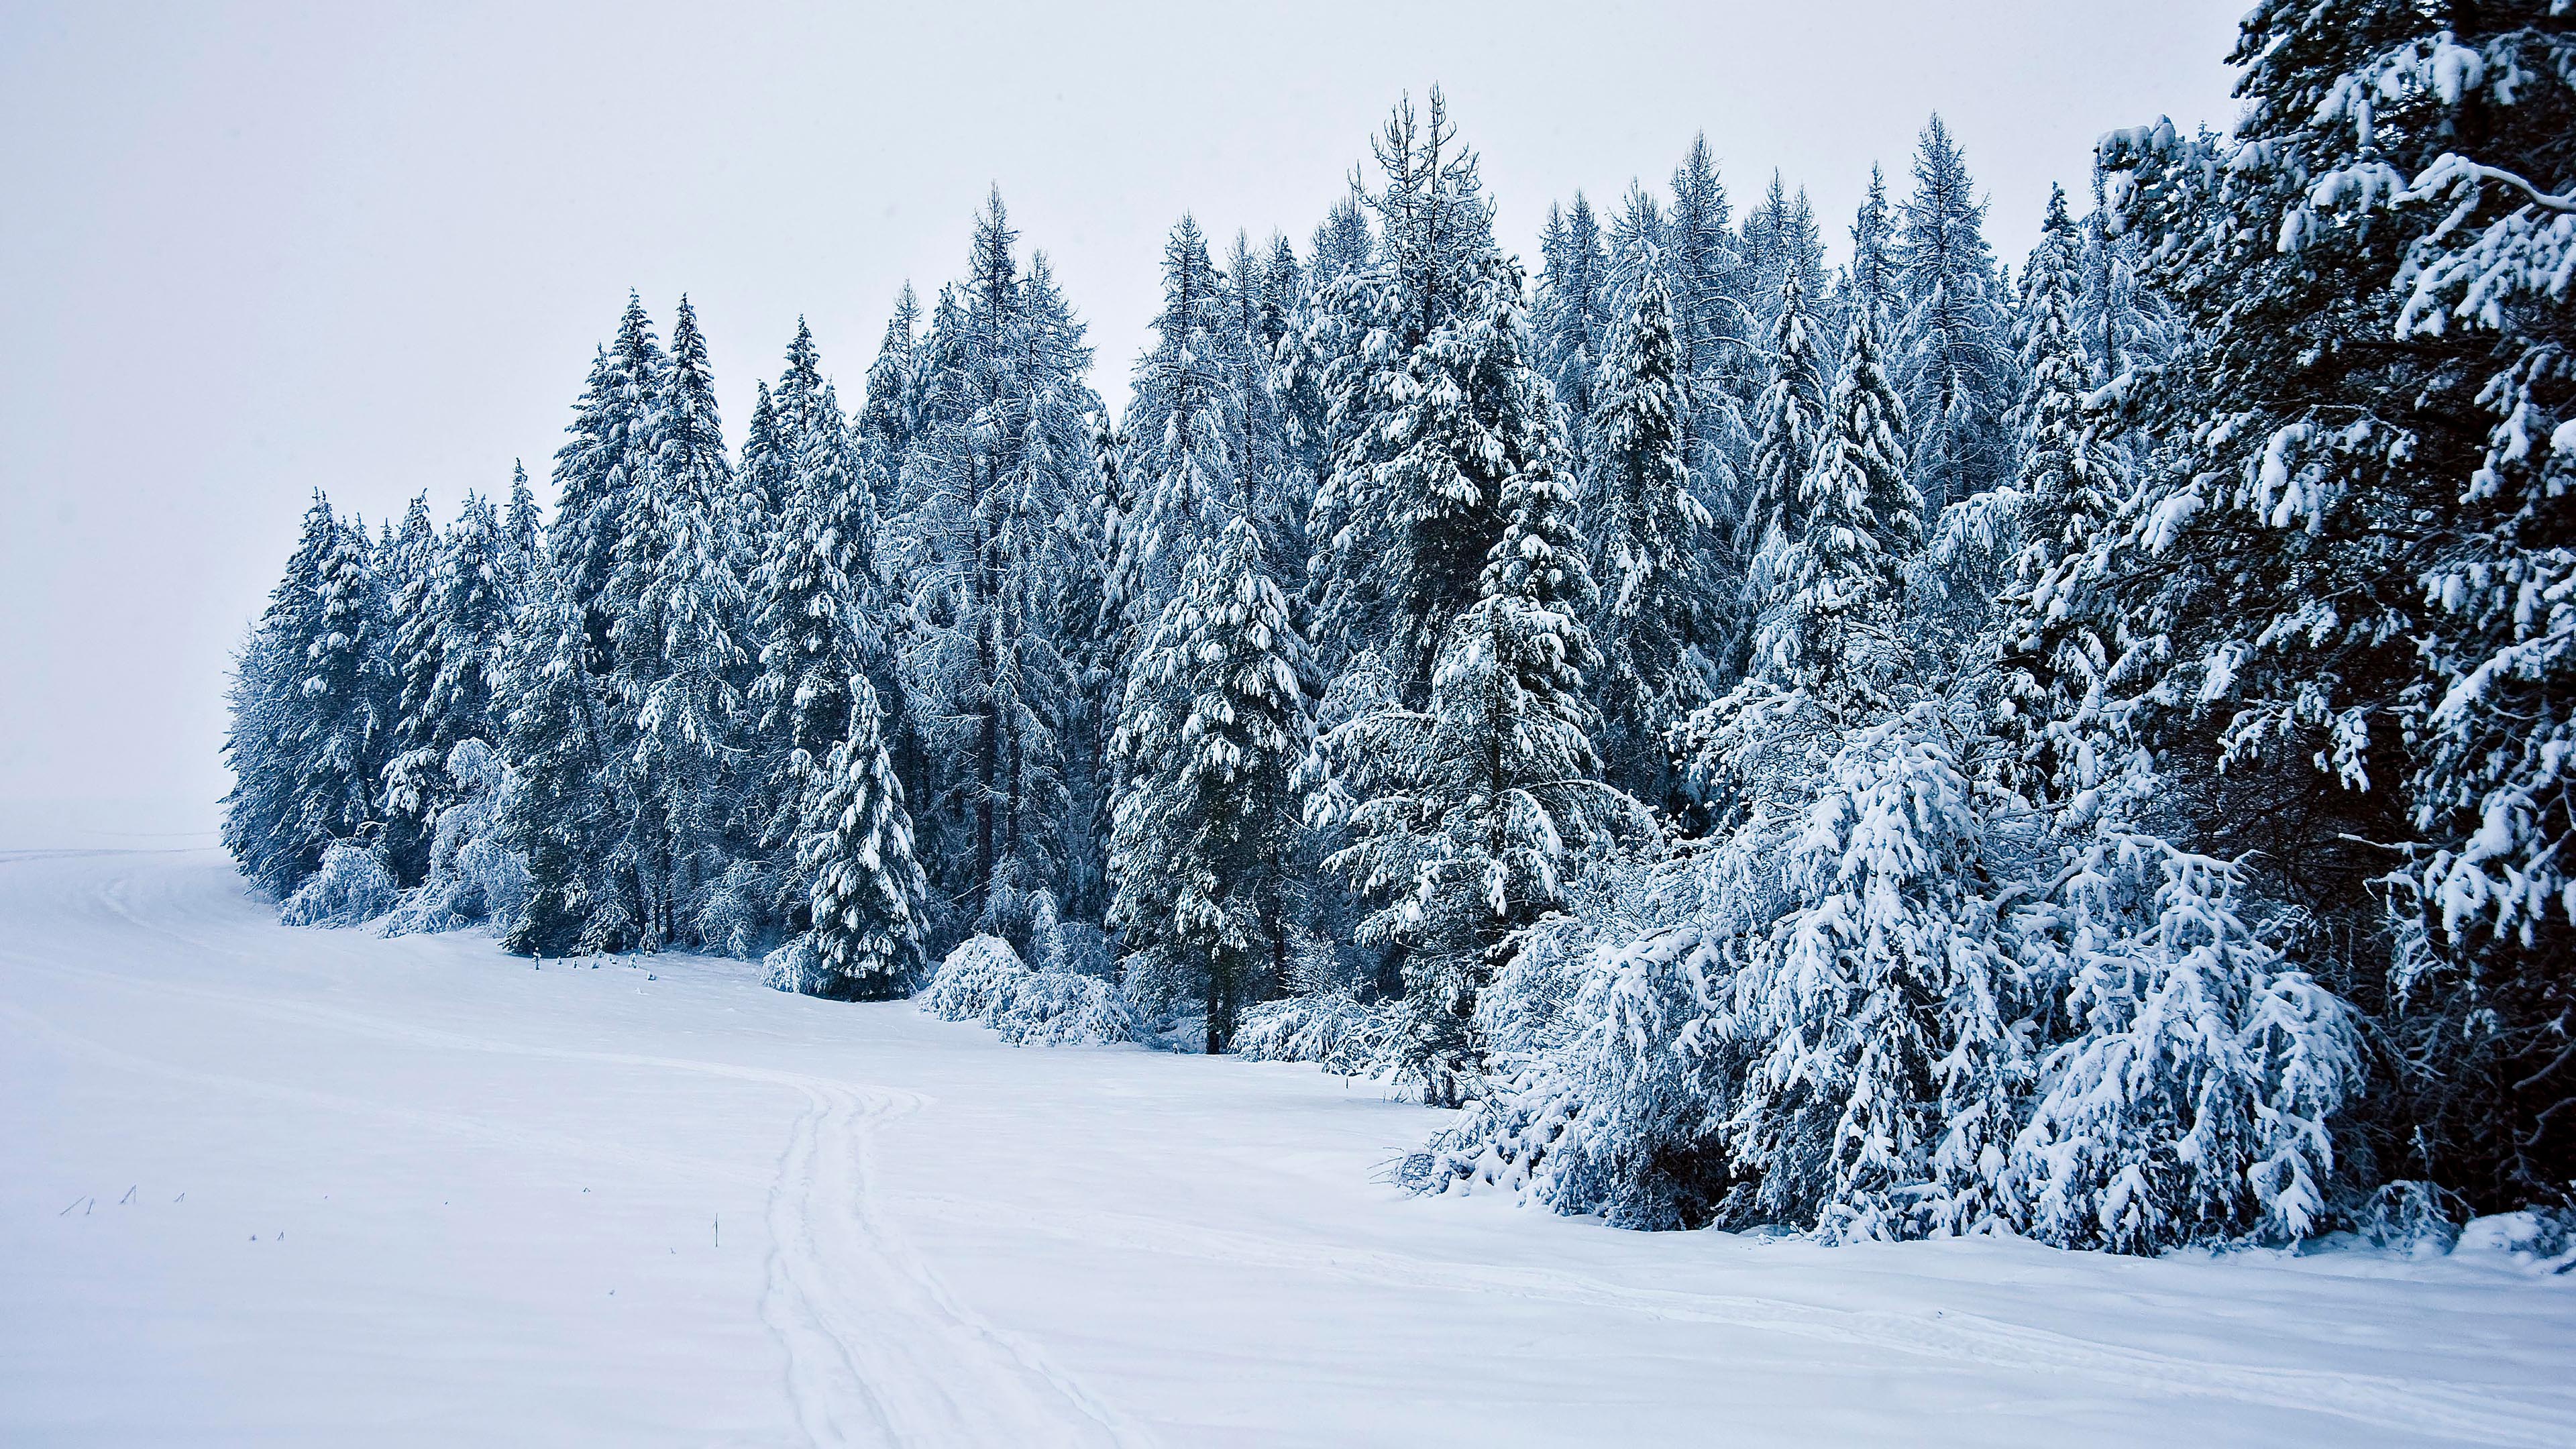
[5,848,2573,1447]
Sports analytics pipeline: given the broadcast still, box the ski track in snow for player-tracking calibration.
[900,1194,2565,1448]
[8,848,2576,1448]
[6,852,1142,1449]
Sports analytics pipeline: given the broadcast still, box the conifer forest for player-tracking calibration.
[220,1,2576,1259]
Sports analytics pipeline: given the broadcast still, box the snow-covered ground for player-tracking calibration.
[5,848,2573,1448]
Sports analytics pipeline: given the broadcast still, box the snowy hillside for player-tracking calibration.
[7,847,2574,1447]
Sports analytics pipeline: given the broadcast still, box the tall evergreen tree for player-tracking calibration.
[379,493,445,882]
[1108,519,1310,1051]
[222,492,389,897]
[2092,0,2576,1205]
[615,295,751,947]
[1587,265,1712,802]
[1893,115,2016,513]
[557,294,665,678]
[503,459,544,597]
[1318,446,1629,1103]
[1757,311,1919,697]
[498,562,631,954]
[1536,193,1613,464]
[1741,274,1831,583]
[1122,215,1243,619]
[780,676,929,998]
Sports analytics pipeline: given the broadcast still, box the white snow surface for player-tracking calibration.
[7,848,2575,1448]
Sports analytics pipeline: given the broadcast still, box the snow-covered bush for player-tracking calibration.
[2006,833,2362,1252]
[1230,992,1407,1079]
[1405,836,1776,1228]
[381,740,530,938]
[2455,1210,2576,1269]
[279,838,399,928]
[918,934,1142,1047]
[2349,1181,2468,1255]
[694,859,777,962]
[1417,694,2369,1252]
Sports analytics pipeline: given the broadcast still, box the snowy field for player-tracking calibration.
[6,847,2575,1448]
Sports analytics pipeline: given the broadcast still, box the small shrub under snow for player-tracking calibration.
[918,934,1142,1046]
[279,839,399,928]
[1230,993,1407,1079]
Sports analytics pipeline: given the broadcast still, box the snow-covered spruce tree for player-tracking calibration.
[556,294,664,680]
[1721,706,2024,1241]
[888,193,1104,949]
[1739,273,1831,610]
[1220,227,1303,582]
[497,561,633,955]
[1756,308,1922,698]
[613,295,751,948]
[223,492,390,897]
[1893,115,2017,514]
[2006,820,2362,1253]
[1108,517,1311,1051]
[378,494,445,883]
[1586,264,1713,805]
[769,677,928,1000]
[751,331,880,884]
[1536,193,1613,467]
[1835,164,1903,352]
[1740,172,1829,358]
[1305,90,1534,702]
[2075,165,2173,392]
[2093,1,2576,1205]
[1120,215,1244,624]
[739,380,784,525]
[502,460,544,600]
[384,493,516,890]
[1992,186,2125,802]
[1664,133,1752,504]
[1316,448,1638,1104]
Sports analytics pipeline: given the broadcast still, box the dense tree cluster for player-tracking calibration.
[227,3,2575,1250]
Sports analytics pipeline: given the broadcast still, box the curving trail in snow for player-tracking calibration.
[5,849,2575,1447]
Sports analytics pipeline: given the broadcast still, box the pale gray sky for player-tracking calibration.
[0,1,2245,838]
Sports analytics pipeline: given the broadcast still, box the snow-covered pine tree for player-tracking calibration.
[1893,115,2017,514]
[1121,215,1244,621]
[2006,825,2361,1253]
[1723,705,2021,1241]
[1740,172,1828,351]
[557,294,664,678]
[1756,308,1921,699]
[2075,166,2171,392]
[740,380,785,525]
[614,294,751,947]
[1108,517,1311,1051]
[1536,193,1612,466]
[378,493,445,882]
[222,492,390,898]
[752,327,879,875]
[497,561,633,955]
[503,459,544,600]
[773,676,929,999]
[1664,133,1750,492]
[1317,438,1634,1104]
[1305,90,1530,700]
[2093,0,2576,1205]
[1603,182,1666,315]
[1993,186,2123,800]
[1741,273,1831,606]
[1837,164,1902,355]
[1586,264,1713,804]
[428,494,512,753]
[889,193,1103,947]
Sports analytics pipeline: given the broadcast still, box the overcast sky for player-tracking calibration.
[0,0,2247,837]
